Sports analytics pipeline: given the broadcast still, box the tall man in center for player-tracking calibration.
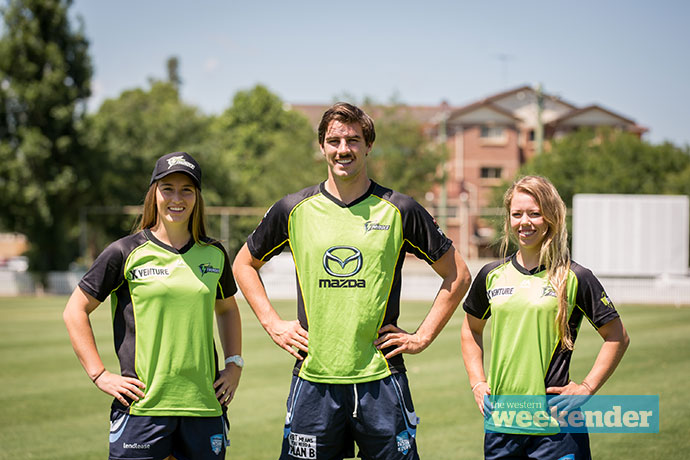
[233,102,472,460]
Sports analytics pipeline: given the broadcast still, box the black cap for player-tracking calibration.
[150,152,202,189]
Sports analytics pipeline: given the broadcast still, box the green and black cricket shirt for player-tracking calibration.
[79,229,237,416]
[247,181,452,384]
[463,255,619,396]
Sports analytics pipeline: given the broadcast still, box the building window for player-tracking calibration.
[480,167,502,179]
[480,125,504,139]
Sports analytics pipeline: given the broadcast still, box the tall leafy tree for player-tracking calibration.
[203,85,322,251]
[208,85,321,204]
[661,144,690,196]
[85,84,318,258]
[86,80,210,206]
[365,102,446,202]
[521,128,690,206]
[485,129,690,254]
[0,0,93,280]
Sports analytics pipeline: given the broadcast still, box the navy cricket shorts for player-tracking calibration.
[108,406,229,460]
[280,373,420,460]
[484,431,591,460]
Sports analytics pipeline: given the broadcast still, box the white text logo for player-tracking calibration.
[128,266,170,281]
[167,155,195,170]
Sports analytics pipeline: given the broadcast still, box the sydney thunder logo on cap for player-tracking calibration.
[151,152,201,188]
[167,155,196,170]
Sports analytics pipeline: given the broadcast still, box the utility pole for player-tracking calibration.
[438,111,449,232]
[535,83,544,155]
[494,53,514,87]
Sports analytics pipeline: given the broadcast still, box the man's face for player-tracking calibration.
[320,120,372,181]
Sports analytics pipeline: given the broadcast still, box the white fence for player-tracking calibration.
[246,254,690,306]
[598,275,690,307]
[2,254,690,306]
[573,194,689,277]
[0,270,35,295]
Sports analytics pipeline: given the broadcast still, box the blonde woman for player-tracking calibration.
[461,175,629,460]
[64,152,242,460]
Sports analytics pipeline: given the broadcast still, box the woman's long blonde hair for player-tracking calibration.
[134,182,208,244]
[500,175,573,350]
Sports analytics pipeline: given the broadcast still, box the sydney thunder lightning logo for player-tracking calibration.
[199,263,220,276]
[364,220,390,233]
[167,155,196,170]
[542,285,557,298]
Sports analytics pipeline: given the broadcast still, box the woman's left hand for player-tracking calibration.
[547,380,593,396]
[546,381,593,412]
[214,365,242,407]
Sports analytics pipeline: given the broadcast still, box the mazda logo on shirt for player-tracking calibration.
[320,246,366,288]
[322,246,362,277]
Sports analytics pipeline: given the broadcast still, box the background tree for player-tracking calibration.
[365,101,446,202]
[485,128,690,254]
[0,0,93,282]
[521,128,690,205]
[84,83,320,260]
[661,145,690,196]
[202,84,322,252]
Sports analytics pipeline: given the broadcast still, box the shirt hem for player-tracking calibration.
[298,368,393,384]
[128,407,221,417]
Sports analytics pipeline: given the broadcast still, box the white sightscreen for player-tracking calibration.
[572,194,689,276]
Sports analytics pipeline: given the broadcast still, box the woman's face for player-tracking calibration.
[155,172,197,227]
[510,191,549,252]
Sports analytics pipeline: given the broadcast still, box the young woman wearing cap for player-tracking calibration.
[64,152,242,460]
[461,175,629,460]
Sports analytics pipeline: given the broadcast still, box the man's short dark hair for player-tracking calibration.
[318,102,376,147]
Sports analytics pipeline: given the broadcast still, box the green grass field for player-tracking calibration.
[1,296,688,459]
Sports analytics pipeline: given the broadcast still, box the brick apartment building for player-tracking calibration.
[291,85,646,259]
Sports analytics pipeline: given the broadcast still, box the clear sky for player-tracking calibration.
[71,0,689,147]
